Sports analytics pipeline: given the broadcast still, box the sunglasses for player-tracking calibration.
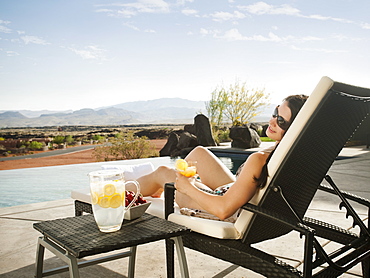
[272,106,290,130]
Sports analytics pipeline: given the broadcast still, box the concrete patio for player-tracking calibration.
[0,145,369,277]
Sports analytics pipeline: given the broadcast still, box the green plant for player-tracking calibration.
[260,137,275,142]
[93,132,158,161]
[212,128,230,145]
[206,79,270,126]
[28,141,44,150]
[53,136,65,144]
[65,135,74,144]
[218,129,230,142]
[91,134,105,142]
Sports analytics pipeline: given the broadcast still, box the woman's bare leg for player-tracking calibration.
[134,146,236,210]
[185,146,235,190]
[135,166,176,196]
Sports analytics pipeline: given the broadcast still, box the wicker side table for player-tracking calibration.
[33,213,190,278]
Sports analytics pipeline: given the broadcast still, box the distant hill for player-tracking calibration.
[0,98,207,127]
[0,98,274,128]
[0,111,27,119]
[104,98,205,112]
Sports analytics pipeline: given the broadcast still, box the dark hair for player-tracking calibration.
[283,94,309,131]
[254,94,308,188]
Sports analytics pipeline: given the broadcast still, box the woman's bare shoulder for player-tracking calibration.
[248,151,270,165]
[243,152,268,171]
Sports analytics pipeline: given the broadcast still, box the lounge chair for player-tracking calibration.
[164,76,370,277]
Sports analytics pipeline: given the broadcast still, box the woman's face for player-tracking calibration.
[266,100,292,142]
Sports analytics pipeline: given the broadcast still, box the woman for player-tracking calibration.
[136,94,308,221]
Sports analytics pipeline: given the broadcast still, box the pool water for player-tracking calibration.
[216,154,248,175]
[0,154,249,208]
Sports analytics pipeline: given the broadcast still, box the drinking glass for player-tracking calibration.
[88,170,140,233]
[175,159,198,185]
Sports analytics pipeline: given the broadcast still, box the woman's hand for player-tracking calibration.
[174,171,195,196]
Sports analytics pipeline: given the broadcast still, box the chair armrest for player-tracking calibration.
[164,182,176,219]
[318,184,370,207]
[241,203,315,235]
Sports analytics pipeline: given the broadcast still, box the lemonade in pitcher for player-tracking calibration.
[89,170,140,233]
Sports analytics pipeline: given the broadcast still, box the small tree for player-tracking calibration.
[206,88,227,128]
[206,80,270,126]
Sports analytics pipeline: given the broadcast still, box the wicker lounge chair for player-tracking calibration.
[164,76,370,277]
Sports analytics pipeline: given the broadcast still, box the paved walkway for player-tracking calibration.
[0,144,97,162]
[0,146,369,277]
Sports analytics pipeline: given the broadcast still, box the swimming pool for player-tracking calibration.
[0,154,249,208]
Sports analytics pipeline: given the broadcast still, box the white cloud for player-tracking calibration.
[97,0,170,18]
[301,36,322,42]
[122,22,156,33]
[176,0,194,5]
[216,29,286,42]
[291,45,347,53]
[208,28,321,44]
[239,2,300,16]
[117,9,137,18]
[0,25,12,33]
[68,45,106,60]
[123,22,140,31]
[306,14,353,24]
[182,9,198,16]
[21,35,50,45]
[199,28,220,36]
[6,51,19,56]
[361,22,370,29]
[210,11,245,22]
[239,2,356,26]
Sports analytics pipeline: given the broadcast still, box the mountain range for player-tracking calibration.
[0,98,273,127]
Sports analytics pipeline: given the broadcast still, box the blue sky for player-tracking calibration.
[1,0,369,111]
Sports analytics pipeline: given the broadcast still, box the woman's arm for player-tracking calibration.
[175,151,268,220]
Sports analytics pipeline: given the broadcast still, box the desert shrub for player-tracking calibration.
[53,136,65,144]
[93,132,158,161]
[217,129,230,142]
[65,135,74,144]
[91,134,105,142]
[211,126,230,145]
[28,141,44,150]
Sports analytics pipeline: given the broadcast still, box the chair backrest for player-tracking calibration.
[234,76,370,244]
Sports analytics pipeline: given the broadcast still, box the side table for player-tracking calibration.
[33,213,190,278]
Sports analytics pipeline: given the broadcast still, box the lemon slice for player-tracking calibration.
[91,191,99,205]
[182,166,197,177]
[103,184,116,196]
[175,159,188,171]
[110,193,122,208]
[98,196,110,208]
